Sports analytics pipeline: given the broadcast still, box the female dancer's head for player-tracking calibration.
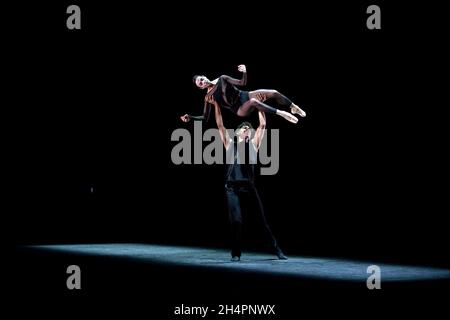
[193,75,211,89]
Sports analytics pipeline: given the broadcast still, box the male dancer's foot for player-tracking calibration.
[290,103,306,117]
[231,256,241,262]
[276,110,298,124]
[275,248,288,260]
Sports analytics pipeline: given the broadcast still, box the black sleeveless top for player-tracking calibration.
[226,139,257,183]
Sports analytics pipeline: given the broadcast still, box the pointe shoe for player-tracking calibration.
[279,111,298,124]
[290,104,306,117]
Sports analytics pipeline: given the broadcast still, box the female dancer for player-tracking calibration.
[180,65,306,124]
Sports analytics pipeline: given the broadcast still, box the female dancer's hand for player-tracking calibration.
[180,114,191,122]
[238,64,246,73]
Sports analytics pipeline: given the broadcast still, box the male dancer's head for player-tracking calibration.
[235,122,253,142]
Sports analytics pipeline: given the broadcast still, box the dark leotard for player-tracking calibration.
[191,73,247,121]
[213,76,250,114]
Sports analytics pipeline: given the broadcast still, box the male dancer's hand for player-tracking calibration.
[238,64,246,73]
[180,114,191,122]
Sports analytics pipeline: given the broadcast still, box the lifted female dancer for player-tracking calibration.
[180,64,306,124]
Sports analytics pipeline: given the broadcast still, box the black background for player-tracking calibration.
[8,0,449,265]
[7,1,450,315]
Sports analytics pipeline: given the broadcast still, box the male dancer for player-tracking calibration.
[213,105,287,261]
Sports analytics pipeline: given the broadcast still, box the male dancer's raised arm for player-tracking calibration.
[252,111,266,151]
[214,104,232,150]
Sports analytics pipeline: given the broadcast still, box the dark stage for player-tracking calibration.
[7,1,450,318]
[24,244,450,282]
[13,243,450,318]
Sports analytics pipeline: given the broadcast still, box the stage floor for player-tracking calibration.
[28,243,450,282]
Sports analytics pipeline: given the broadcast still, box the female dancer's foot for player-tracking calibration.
[290,103,306,117]
[277,110,298,124]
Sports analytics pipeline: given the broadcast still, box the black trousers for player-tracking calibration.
[225,181,279,258]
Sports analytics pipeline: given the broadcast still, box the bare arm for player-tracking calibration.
[252,111,266,150]
[214,103,232,149]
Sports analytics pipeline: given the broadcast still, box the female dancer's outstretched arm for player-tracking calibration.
[180,101,211,123]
